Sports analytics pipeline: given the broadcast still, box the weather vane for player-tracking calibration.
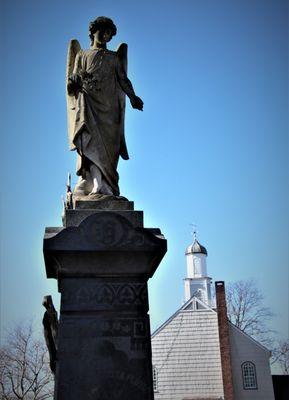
[189,223,198,241]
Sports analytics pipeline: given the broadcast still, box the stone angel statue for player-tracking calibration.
[66,16,143,197]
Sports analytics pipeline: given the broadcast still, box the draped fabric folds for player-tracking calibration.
[69,48,132,196]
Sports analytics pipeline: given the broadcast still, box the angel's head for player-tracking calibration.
[89,16,117,46]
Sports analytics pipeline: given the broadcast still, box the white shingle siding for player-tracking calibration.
[152,308,224,400]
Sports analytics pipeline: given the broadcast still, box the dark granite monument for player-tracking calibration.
[43,16,167,400]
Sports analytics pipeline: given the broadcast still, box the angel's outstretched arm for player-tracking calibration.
[116,58,144,111]
[116,57,135,98]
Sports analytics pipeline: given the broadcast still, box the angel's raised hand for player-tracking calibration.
[130,95,144,111]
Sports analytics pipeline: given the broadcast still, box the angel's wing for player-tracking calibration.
[116,43,129,160]
[66,39,81,150]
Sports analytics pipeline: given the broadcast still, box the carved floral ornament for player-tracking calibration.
[63,283,148,306]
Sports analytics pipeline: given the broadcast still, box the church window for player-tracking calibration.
[152,365,158,391]
[242,361,257,389]
[193,258,200,275]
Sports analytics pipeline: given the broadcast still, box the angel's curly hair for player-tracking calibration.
[89,16,117,45]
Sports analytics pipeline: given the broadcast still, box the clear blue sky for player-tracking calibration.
[1,0,288,345]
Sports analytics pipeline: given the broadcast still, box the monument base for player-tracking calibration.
[43,199,166,400]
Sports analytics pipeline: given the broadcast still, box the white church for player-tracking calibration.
[151,237,275,400]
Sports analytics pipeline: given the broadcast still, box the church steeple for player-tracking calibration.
[184,233,212,306]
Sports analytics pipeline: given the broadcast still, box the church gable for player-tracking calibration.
[183,296,215,311]
[151,307,224,399]
[229,323,270,355]
[152,296,215,338]
[229,323,275,399]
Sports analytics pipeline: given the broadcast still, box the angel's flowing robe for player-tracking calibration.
[70,48,135,196]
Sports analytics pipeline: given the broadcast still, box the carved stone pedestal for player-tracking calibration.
[43,200,167,400]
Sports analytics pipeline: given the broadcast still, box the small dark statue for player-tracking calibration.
[67,16,143,197]
[42,296,58,374]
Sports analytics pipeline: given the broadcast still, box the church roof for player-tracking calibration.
[185,239,208,256]
[229,322,271,354]
[152,296,215,338]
